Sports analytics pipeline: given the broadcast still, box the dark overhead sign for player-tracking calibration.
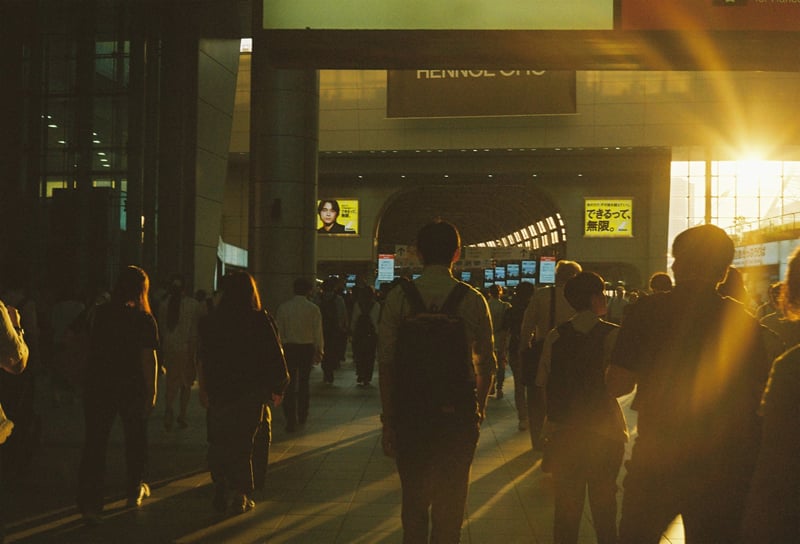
[387,70,576,118]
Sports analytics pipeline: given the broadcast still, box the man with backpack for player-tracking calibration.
[536,272,627,544]
[378,220,496,544]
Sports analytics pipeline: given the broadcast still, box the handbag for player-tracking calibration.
[521,287,556,386]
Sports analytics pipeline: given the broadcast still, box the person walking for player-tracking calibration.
[350,285,379,386]
[198,272,290,514]
[518,260,582,449]
[607,225,773,543]
[157,275,201,431]
[379,220,496,543]
[275,277,323,432]
[536,272,627,544]
[487,284,511,400]
[77,266,160,524]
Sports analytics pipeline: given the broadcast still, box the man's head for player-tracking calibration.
[416,220,461,267]
[564,271,607,315]
[488,284,503,299]
[317,200,340,226]
[671,224,734,284]
[555,260,582,285]
[649,272,673,293]
[293,277,313,296]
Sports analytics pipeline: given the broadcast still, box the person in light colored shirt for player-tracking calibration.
[275,277,324,432]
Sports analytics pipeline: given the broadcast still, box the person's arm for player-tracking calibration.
[142,348,158,414]
[518,296,537,354]
[472,293,497,422]
[377,287,404,457]
[535,329,558,388]
[197,355,209,409]
[313,306,324,364]
[0,303,28,374]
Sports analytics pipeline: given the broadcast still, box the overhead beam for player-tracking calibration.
[262,30,800,72]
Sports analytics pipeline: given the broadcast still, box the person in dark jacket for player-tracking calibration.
[741,245,800,543]
[77,265,159,524]
[198,271,289,515]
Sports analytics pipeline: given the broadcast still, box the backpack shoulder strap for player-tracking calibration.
[441,282,470,315]
[398,278,427,315]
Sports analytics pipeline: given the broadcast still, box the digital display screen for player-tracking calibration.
[494,266,506,280]
[460,271,472,282]
[506,263,520,279]
[521,260,537,279]
[484,268,494,282]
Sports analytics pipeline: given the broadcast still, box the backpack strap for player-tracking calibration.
[398,278,427,315]
[441,282,470,315]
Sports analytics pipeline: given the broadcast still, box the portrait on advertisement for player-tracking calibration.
[317,199,359,235]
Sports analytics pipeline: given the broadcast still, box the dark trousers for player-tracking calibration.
[77,391,148,513]
[282,344,314,428]
[352,341,376,383]
[395,415,480,544]
[551,431,624,544]
[207,395,270,495]
[618,439,754,544]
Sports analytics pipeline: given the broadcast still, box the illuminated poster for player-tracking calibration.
[539,256,556,284]
[317,198,358,235]
[584,198,633,238]
[377,254,395,282]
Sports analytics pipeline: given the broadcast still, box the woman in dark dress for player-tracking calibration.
[77,266,159,524]
[198,271,289,514]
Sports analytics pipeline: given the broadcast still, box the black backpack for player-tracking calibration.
[546,320,617,429]
[393,279,477,422]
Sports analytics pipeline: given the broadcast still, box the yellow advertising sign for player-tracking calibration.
[317,198,359,235]
[584,198,633,238]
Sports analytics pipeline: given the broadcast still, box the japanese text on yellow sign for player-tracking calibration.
[584,198,633,238]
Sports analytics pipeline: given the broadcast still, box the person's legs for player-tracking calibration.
[527,385,545,448]
[251,404,271,492]
[177,384,191,426]
[508,353,528,428]
[553,471,587,544]
[296,346,314,424]
[618,452,680,544]
[119,398,149,503]
[281,345,301,430]
[396,424,433,544]
[163,370,179,430]
[207,397,263,511]
[429,421,478,544]
[586,439,624,544]
[77,393,117,515]
[363,349,376,385]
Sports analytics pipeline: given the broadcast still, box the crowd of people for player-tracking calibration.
[1,220,799,542]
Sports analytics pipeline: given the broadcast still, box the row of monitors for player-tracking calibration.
[461,260,555,290]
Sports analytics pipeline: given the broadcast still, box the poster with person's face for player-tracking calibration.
[317,198,359,235]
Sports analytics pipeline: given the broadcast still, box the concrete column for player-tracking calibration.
[249,55,319,312]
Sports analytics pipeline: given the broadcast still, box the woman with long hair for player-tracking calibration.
[77,266,160,524]
[158,275,201,430]
[198,271,289,514]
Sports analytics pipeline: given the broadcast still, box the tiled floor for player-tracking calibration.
[5,358,685,543]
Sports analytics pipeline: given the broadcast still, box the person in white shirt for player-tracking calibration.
[275,278,324,432]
